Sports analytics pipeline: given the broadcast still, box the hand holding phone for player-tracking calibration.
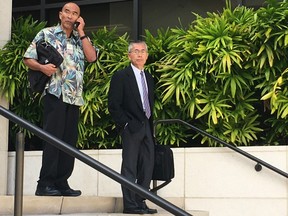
[74,21,80,30]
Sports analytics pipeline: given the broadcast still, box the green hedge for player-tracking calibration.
[1,0,288,149]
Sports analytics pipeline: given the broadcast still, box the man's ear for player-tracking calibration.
[59,11,62,21]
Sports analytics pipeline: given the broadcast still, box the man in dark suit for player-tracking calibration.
[108,41,157,214]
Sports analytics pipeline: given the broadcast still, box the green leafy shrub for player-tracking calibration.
[0,16,46,144]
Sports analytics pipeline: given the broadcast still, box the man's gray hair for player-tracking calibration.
[128,41,148,53]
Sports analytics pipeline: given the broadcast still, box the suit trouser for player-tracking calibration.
[121,118,155,209]
[37,93,79,189]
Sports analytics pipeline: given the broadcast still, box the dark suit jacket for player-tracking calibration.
[108,65,154,134]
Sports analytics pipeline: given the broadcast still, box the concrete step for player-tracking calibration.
[0,196,209,216]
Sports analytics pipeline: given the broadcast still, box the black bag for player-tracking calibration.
[151,144,174,192]
[27,40,63,94]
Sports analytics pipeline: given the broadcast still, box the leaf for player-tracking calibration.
[261,91,274,100]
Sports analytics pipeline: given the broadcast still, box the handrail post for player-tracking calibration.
[14,131,25,216]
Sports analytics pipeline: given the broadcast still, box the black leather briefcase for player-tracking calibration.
[151,144,174,192]
[27,40,63,94]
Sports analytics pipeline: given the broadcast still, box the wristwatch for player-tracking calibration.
[80,35,88,40]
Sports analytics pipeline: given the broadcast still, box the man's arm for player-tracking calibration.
[76,17,97,62]
[108,70,129,127]
[23,58,57,77]
[80,34,97,62]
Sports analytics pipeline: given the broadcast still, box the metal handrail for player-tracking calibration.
[0,105,192,216]
[154,119,288,179]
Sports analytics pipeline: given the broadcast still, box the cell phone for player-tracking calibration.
[74,21,80,30]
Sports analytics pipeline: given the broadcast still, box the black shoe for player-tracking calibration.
[139,202,158,214]
[59,188,81,196]
[123,207,147,214]
[143,207,157,214]
[35,186,62,196]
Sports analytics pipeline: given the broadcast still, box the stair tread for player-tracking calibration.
[0,196,209,216]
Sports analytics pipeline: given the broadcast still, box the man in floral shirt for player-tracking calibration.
[23,2,97,196]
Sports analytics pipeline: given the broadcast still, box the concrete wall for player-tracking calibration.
[7,146,288,216]
[0,97,9,195]
[0,0,12,47]
[0,0,12,195]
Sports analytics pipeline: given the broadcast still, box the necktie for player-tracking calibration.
[140,71,151,119]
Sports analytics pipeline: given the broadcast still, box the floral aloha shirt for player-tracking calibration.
[24,24,96,106]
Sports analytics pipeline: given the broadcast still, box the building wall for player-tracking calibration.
[0,0,12,195]
[11,0,266,38]
[142,0,224,34]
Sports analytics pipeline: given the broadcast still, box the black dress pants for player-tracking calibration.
[121,118,155,209]
[37,93,79,189]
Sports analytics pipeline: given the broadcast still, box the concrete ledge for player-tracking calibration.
[62,196,119,214]
[5,146,287,216]
[0,196,208,216]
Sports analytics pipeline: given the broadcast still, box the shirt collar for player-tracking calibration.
[131,63,144,73]
[54,24,79,40]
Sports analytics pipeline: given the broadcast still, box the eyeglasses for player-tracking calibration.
[129,49,147,55]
